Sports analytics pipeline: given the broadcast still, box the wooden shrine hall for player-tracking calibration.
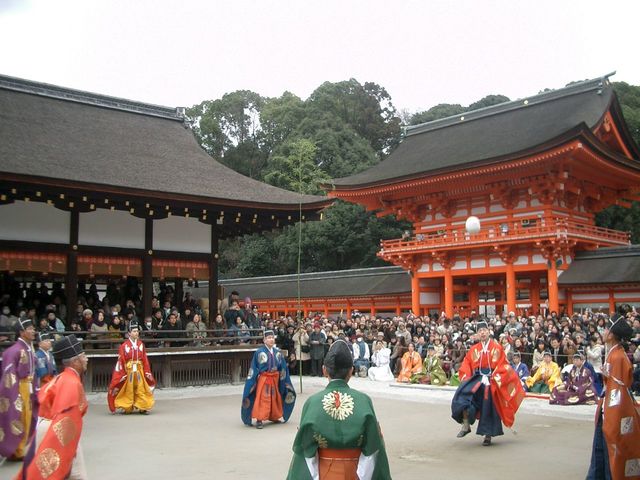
[0,74,331,319]
[327,74,640,318]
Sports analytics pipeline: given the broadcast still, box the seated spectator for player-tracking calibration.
[160,312,183,347]
[229,316,250,344]
[585,335,604,395]
[550,351,596,405]
[397,343,422,383]
[526,351,562,394]
[410,344,447,385]
[352,331,370,377]
[186,313,207,346]
[368,340,394,382]
[510,351,530,390]
[46,309,65,333]
[532,339,546,372]
[90,310,110,349]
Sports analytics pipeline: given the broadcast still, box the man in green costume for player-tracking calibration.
[287,339,392,480]
[410,344,448,385]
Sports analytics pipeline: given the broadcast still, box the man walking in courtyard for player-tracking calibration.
[241,330,296,429]
[288,339,391,479]
[451,320,524,446]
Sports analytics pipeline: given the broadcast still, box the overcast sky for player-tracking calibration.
[1,0,639,114]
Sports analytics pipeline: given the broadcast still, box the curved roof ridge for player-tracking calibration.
[406,73,616,137]
[0,73,183,121]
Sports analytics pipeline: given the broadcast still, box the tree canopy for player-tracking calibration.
[190,79,640,277]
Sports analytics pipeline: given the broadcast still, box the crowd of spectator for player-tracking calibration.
[2,277,640,397]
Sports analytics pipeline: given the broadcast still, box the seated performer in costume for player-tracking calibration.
[288,339,391,480]
[35,332,58,386]
[451,320,524,447]
[241,330,296,429]
[352,332,371,378]
[587,307,640,480]
[525,351,561,394]
[410,344,447,385]
[0,318,39,463]
[17,334,89,480]
[510,351,530,391]
[107,322,156,414]
[368,340,394,382]
[550,351,596,405]
[396,342,422,383]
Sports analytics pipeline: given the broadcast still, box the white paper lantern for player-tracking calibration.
[465,216,481,235]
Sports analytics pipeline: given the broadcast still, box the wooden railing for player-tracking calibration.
[0,328,265,392]
[380,218,630,255]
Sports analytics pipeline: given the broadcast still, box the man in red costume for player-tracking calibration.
[108,322,156,414]
[587,306,640,479]
[17,334,89,479]
[451,320,524,446]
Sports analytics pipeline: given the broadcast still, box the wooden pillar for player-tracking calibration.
[566,289,573,316]
[65,210,79,325]
[531,275,540,316]
[548,258,559,314]
[175,277,183,310]
[444,268,453,318]
[208,227,219,322]
[346,300,352,319]
[469,277,479,313]
[506,262,516,314]
[370,298,376,318]
[411,270,420,316]
[324,300,329,318]
[395,297,401,316]
[608,289,616,314]
[142,218,153,319]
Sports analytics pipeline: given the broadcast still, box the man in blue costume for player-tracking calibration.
[241,329,296,429]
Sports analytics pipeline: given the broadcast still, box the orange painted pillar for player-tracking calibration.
[566,289,573,316]
[396,297,401,316]
[370,299,376,317]
[346,300,352,319]
[608,289,616,314]
[444,268,453,318]
[506,262,516,314]
[324,301,329,318]
[469,277,479,314]
[411,271,420,316]
[531,275,540,315]
[547,259,559,314]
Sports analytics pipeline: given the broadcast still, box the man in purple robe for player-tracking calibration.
[0,318,39,463]
[550,351,597,405]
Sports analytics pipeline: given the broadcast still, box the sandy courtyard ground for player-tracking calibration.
[2,376,595,479]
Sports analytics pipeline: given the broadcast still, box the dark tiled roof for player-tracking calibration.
[217,266,411,299]
[0,74,328,209]
[559,246,640,285]
[331,76,639,188]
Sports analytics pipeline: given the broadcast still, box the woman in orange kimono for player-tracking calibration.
[587,309,640,479]
[397,343,422,383]
[107,322,156,414]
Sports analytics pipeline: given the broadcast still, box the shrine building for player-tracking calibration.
[325,75,640,318]
[0,74,330,319]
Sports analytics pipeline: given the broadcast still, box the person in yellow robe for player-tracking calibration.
[107,322,156,414]
[411,344,448,385]
[397,343,422,383]
[526,351,561,394]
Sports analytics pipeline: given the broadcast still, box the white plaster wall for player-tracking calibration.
[471,206,486,215]
[79,209,145,248]
[572,293,609,301]
[452,260,467,270]
[0,201,70,244]
[470,259,486,268]
[615,292,640,299]
[489,257,505,267]
[514,255,528,265]
[531,254,546,264]
[418,263,430,272]
[154,216,211,253]
[489,204,505,212]
[420,292,440,304]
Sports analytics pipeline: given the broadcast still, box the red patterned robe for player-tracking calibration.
[17,367,88,480]
[458,339,525,428]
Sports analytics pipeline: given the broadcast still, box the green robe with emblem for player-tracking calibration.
[287,378,391,480]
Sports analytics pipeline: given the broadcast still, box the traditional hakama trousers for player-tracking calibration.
[113,360,155,413]
[251,371,283,422]
[318,448,361,480]
[451,373,504,437]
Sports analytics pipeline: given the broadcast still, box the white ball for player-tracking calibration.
[465,216,481,234]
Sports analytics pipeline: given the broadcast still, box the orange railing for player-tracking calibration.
[379,218,630,254]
